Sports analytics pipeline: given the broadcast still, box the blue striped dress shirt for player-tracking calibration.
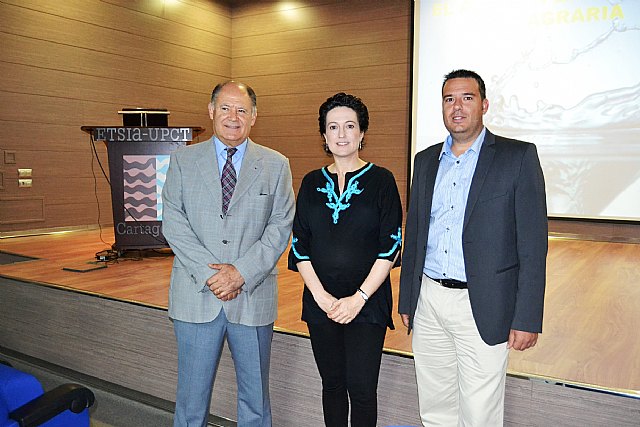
[423,128,486,282]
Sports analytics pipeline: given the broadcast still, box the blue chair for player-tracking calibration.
[0,362,94,427]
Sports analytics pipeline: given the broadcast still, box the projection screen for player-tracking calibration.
[412,0,640,220]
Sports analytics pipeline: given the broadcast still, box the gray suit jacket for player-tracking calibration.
[399,130,548,345]
[162,137,295,326]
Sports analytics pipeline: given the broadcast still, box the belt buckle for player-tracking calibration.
[429,276,445,286]
[431,276,466,289]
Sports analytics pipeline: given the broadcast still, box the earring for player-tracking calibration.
[358,141,362,150]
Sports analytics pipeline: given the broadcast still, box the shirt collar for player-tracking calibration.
[439,127,487,160]
[214,136,248,159]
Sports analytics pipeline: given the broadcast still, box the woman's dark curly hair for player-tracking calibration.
[318,93,369,154]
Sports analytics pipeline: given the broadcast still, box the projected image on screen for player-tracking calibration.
[413,0,640,219]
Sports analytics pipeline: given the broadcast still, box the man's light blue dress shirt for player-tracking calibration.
[423,128,486,282]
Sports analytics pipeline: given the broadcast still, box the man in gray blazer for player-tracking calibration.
[162,81,295,427]
[399,70,547,426]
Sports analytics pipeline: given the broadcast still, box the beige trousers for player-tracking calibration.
[412,275,509,426]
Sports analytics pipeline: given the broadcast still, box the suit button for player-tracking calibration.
[222,240,228,244]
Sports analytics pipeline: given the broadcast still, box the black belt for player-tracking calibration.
[428,276,468,289]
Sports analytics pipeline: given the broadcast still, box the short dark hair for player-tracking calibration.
[318,92,369,136]
[443,69,486,100]
[210,80,257,113]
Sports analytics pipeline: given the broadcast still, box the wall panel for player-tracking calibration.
[0,5,230,70]
[232,0,409,37]
[256,87,411,118]
[245,64,410,96]
[0,34,228,95]
[2,0,230,56]
[0,62,219,117]
[233,16,409,58]
[232,0,412,210]
[0,197,45,225]
[0,0,411,231]
[0,0,231,233]
[233,40,408,77]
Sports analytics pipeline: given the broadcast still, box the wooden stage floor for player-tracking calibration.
[1,228,638,396]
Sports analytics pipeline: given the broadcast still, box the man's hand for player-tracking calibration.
[207,263,245,301]
[400,313,410,329]
[507,329,538,351]
[327,294,365,324]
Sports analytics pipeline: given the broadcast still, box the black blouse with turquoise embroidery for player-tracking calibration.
[288,163,402,329]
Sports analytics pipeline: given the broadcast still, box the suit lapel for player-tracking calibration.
[421,146,441,237]
[227,139,262,211]
[464,130,496,230]
[195,139,223,205]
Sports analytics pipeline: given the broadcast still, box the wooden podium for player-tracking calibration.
[81,121,204,251]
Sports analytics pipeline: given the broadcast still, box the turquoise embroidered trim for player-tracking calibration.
[378,227,402,257]
[317,163,374,224]
[291,237,309,260]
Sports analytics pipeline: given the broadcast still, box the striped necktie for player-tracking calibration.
[221,147,237,215]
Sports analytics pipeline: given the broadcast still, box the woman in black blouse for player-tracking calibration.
[288,93,402,426]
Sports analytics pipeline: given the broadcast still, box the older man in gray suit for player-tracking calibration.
[162,81,295,427]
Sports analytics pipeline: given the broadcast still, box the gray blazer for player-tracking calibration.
[399,130,548,345]
[162,137,295,326]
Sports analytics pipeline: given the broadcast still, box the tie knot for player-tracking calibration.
[226,147,237,158]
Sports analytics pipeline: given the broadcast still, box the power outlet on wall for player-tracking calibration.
[18,178,32,188]
[18,168,32,178]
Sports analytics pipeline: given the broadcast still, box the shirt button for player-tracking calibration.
[222,240,228,244]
